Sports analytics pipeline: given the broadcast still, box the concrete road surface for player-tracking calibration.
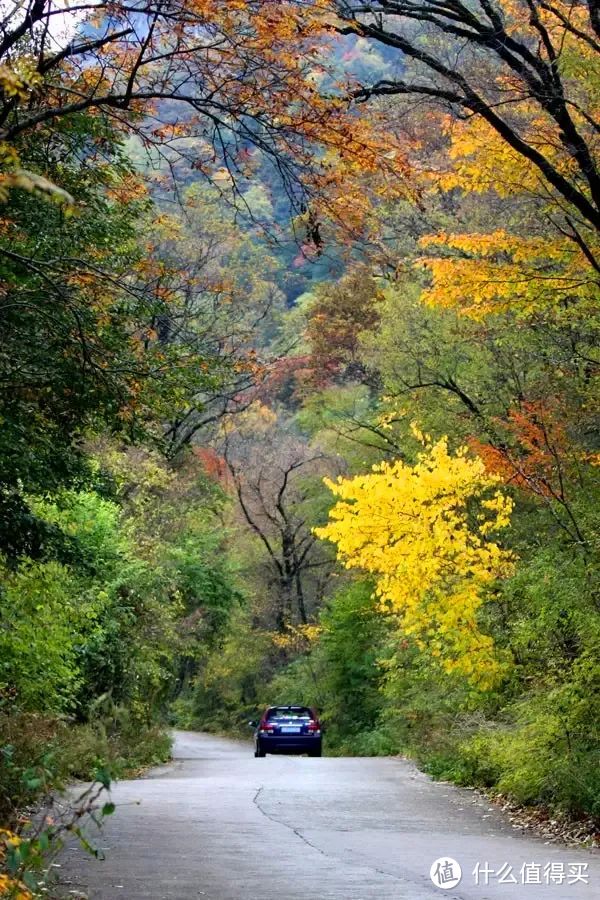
[59,730,598,899]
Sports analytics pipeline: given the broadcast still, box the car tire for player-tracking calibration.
[309,747,322,757]
[255,744,266,758]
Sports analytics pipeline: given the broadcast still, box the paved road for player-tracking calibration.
[59,731,598,899]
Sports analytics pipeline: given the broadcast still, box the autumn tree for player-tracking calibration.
[317,428,514,687]
[334,0,600,235]
[0,2,411,559]
[0,114,264,554]
[142,183,288,455]
[222,406,336,629]
[301,267,384,388]
[307,0,600,334]
[357,277,599,548]
[470,400,593,547]
[0,1,407,224]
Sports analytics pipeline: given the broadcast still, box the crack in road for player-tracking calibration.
[252,786,331,859]
[58,734,599,900]
[251,785,445,895]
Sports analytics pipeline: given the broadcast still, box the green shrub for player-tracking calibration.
[0,709,172,829]
[331,726,399,757]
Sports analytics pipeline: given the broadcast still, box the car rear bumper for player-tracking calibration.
[258,734,321,754]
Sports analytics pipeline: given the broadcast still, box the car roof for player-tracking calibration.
[268,704,309,709]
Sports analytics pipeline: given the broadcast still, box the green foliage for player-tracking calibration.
[498,547,600,671]
[0,560,82,713]
[0,443,242,843]
[0,129,145,554]
[29,491,126,577]
[184,609,276,733]
[318,582,387,736]
[264,621,399,755]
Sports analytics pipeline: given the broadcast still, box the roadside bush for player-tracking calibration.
[0,710,172,830]
[0,714,63,829]
[168,698,198,730]
[457,660,600,817]
[329,726,399,757]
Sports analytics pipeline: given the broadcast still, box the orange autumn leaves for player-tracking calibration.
[0,0,410,234]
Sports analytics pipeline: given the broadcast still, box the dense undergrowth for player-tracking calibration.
[0,710,171,827]
[0,445,242,895]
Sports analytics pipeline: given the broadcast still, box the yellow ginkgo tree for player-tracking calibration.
[316,429,514,688]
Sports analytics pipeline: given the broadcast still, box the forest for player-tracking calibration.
[0,1,599,894]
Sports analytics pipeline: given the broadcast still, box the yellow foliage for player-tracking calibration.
[271,623,322,652]
[419,48,599,321]
[0,830,32,900]
[0,59,41,100]
[419,230,598,319]
[316,429,514,688]
[0,874,32,899]
[432,115,571,197]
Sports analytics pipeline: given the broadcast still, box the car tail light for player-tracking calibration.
[259,722,275,733]
[307,720,321,733]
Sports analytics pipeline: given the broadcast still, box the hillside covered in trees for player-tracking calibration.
[0,1,599,893]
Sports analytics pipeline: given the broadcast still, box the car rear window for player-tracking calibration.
[266,706,312,721]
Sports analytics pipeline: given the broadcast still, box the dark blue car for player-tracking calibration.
[251,705,322,757]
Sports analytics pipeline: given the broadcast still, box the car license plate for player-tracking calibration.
[281,726,301,734]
